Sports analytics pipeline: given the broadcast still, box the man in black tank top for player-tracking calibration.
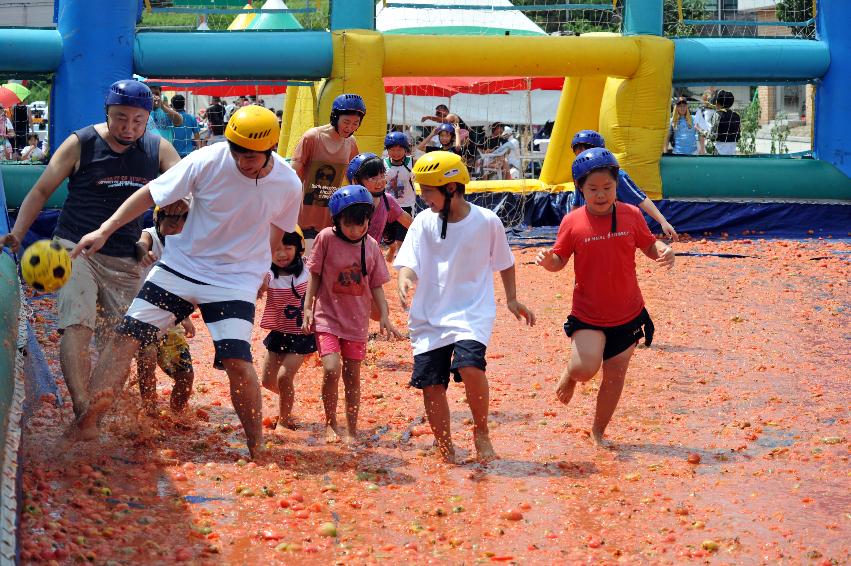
[0,79,181,419]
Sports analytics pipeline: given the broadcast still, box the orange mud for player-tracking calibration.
[17,238,851,565]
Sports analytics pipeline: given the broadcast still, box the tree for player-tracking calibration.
[663,0,708,38]
[775,0,814,38]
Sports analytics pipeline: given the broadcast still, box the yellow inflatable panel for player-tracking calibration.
[383,35,640,79]
[278,83,319,158]
[598,36,674,198]
[539,75,606,185]
[412,179,573,194]
[319,31,387,156]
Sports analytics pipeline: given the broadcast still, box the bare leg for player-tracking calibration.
[385,241,401,263]
[261,351,283,394]
[592,345,635,445]
[277,353,304,429]
[458,367,497,462]
[169,368,194,412]
[557,329,605,405]
[136,344,159,415]
[221,358,264,460]
[341,358,361,444]
[69,333,140,439]
[320,353,343,443]
[59,325,94,418]
[422,385,455,463]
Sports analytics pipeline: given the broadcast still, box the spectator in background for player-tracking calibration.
[666,96,698,155]
[223,98,236,121]
[710,90,740,156]
[146,86,183,142]
[421,104,470,143]
[196,107,208,142]
[206,96,227,144]
[0,104,13,160]
[480,126,521,180]
[482,122,505,152]
[170,94,200,158]
[19,133,45,162]
[693,88,717,155]
[276,109,283,128]
[12,102,31,153]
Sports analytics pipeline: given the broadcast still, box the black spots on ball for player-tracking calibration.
[33,282,44,291]
[49,241,62,251]
[53,266,66,279]
[29,254,41,267]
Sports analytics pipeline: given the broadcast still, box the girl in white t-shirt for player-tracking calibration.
[258,227,316,429]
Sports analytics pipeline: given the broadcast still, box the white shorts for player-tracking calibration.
[117,264,256,369]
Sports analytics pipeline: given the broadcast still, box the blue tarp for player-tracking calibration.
[461,192,851,241]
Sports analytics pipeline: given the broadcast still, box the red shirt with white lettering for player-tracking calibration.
[552,203,656,326]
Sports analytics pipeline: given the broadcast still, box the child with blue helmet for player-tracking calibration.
[416,122,463,156]
[537,148,675,446]
[302,185,402,444]
[346,152,413,247]
[383,132,417,261]
[294,93,365,255]
[568,130,677,240]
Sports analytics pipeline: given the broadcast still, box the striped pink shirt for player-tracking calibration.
[260,269,310,334]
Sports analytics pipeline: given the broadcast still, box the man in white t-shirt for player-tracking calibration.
[395,151,535,464]
[67,107,301,460]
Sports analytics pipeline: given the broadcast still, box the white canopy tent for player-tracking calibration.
[377,1,557,128]
[376,0,547,36]
[386,91,561,127]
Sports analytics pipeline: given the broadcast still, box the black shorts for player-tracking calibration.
[410,340,487,389]
[563,308,654,360]
[263,331,317,355]
[388,206,413,242]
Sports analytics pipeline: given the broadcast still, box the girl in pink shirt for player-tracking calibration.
[303,186,402,444]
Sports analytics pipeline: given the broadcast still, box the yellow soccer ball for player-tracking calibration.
[20,240,72,293]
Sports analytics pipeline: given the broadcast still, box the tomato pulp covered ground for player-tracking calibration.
[18,238,850,564]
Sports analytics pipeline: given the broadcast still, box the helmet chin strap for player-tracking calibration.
[254,150,273,186]
[439,186,452,239]
[106,113,138,147]
[105,114,136,146]
[332,223,368,276]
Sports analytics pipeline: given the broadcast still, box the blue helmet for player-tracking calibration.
[436,123,455,136]
[332,93,366,115]
[384,131,410,150]
[329,185,373,218]
[105,80,153,112]
[346,152,380,184]
[571,129,605,150]
[572,148,619,186]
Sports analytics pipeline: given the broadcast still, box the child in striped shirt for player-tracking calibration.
[259,227,316,429]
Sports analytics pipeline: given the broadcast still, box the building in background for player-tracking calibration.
[0,0,54,27]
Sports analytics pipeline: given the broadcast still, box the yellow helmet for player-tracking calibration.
[225,106,280,151]
[412,151,470,187]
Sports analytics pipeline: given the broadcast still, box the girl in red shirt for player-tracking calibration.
[536,148,674,445]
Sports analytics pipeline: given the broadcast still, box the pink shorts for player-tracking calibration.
[315,332,367,361]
